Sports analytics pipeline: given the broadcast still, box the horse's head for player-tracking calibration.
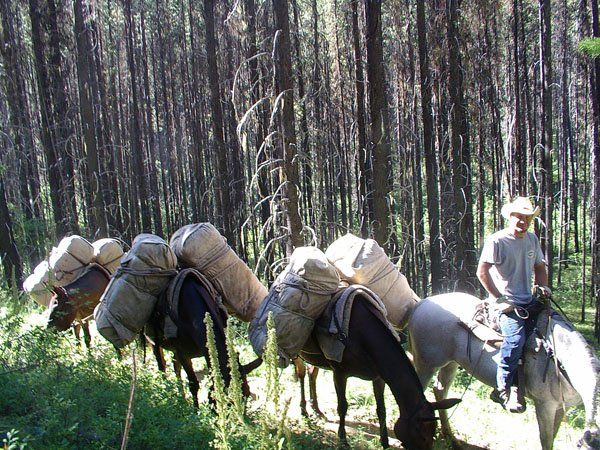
[393,398,460,450]
[47,286,77,332]
[578,428,600,449]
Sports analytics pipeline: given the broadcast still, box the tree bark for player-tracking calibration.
[365,0,390,248]
[273,0,304,253]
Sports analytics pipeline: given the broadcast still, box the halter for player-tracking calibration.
[396,400,438,424]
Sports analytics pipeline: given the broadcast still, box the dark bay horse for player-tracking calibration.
[47,263,111,348]
[300,295,459,449]
[147,271,261,408]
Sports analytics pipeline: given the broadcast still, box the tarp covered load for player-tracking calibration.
[170,223,267,321]
[92,238,124,274]
[248,246,340,364]
[325,233,419,328]
[22,260,53,307]
[94,233,178,348]
[48,235,94,286]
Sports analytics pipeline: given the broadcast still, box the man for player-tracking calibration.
[476,196,550,413]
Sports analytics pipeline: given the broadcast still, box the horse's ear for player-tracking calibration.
[430,398,461,410]
[240,357,263,375]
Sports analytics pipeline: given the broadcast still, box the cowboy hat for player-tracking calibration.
[501,196,540,219]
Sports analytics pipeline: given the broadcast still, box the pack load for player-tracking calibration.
[22,260,53,307]
[325,233,419,328]
[92,238,124,274]
[94,233,177,348]
[248,246,340,364]
[48,235,94,286]
[170,223,267,321]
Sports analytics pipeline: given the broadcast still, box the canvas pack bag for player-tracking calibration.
[94,234,178,348]
[325,233,419,328]
[170,223,267,321]
[92,238,124,274]
[248,246,340,364]
[48,235,94,286]
[23,260,53,307]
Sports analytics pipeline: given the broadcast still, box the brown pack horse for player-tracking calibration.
[47,263,111,348]
[300,295,460,450]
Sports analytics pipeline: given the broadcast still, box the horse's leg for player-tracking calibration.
[293,358,308,417]
[333,370,349,447]
[177,351,199,409]
[81,322,92,350]
[409,342,438,389]
[308,365,323,417]
[433,362,459,439]
[72,323,82,347]
[373,377,388,449]
[534,400,560,450]
[152,343,167,373]
[173,357,182,382]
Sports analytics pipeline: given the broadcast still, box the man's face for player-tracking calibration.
[509,213,533,236]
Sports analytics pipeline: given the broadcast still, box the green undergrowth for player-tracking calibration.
[0,290,335,449]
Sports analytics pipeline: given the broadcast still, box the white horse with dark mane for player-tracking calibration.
[408,292,600,450]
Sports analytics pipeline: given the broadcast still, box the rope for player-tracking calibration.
[447,339,486,421]
[115,267,178,277]
[121,346,137,450]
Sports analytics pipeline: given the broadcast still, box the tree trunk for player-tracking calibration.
[416,0,442,294]
[273,0,304,253]
[0,177,23,288]
[447,0,477,292]
[365,0,390,248]
[204,0,233,244]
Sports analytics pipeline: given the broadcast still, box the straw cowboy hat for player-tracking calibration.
[501,196,540,219]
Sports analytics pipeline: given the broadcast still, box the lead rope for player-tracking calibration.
[121,346,137,450]
[447,339,487,421]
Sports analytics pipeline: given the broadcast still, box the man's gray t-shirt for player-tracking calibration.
[479,229,545,305]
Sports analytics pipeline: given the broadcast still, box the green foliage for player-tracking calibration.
[579,38,600,58]
[205,312,293,450]
[0,312,214,449]
[2,429,28,450]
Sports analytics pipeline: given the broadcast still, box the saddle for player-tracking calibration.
[155,268,227,340]
[310,284,399,363]
[461,290,553,350]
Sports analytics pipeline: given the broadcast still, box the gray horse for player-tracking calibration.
[408,292,600,450]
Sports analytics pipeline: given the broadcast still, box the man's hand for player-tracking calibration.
[538,286,552,297]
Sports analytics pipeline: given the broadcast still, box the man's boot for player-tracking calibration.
[505,386,525,413]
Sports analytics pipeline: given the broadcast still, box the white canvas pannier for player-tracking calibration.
[92,238,124,274]
[48,235,94,286]
[248,246,340,363]
[325,233,419,328]
[94,234,177,348]
[22,260,53,307]
[170,223,267,321]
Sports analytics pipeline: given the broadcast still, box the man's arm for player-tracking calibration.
[477,261,502,299]
[534,261,549,288]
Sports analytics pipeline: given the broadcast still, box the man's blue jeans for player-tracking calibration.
[496,307,537,392]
